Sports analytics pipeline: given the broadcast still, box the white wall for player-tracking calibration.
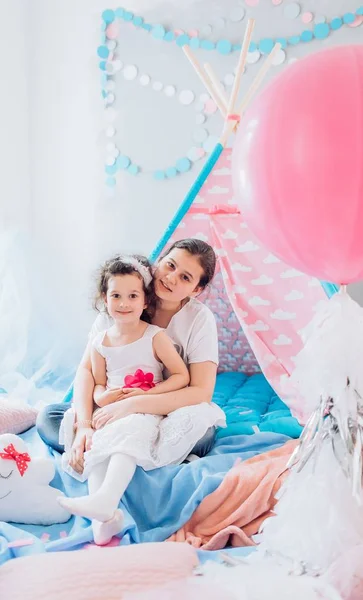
[27,1,105,338]
[27,0,165,337]
[8,0,363,346]
[0,0,31,233]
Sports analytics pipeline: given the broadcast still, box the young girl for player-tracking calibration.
[58,254,225,544]
[89,254,189,411]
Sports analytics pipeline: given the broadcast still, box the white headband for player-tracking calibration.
[121,256,153,288]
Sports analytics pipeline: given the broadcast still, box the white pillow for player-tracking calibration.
[0,433,70,524]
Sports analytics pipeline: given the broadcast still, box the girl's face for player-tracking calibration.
[154,248,204,305]
[104,274,146,324]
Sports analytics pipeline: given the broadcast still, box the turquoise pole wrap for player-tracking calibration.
[320,281,339,298]
[63,384,74,404]
[149,143,224,263]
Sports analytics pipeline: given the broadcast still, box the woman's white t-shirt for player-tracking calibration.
[88,298,219,368]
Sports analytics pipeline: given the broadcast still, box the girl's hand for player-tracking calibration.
[92,399,135,430]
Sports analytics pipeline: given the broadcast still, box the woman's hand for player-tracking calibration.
[69,427,93,474]
[96,387,129,407]
[121,388,147,398]
[92,399,135,430]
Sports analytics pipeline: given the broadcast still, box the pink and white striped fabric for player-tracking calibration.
[169,149,329,420]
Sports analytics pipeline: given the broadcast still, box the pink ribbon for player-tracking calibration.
[189,204,240,215]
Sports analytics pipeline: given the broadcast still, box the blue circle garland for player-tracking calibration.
[314,23,330,40]
[259,38,274,54]
[99,5,363,184]
[98,6,363,56]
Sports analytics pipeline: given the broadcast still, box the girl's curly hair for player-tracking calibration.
[94,254,157,323]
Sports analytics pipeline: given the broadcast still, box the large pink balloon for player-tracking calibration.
[232,45,363,284]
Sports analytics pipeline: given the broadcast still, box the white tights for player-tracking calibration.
[58,453,136,545]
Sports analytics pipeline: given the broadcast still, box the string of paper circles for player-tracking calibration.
[98,4,363,185]
[99,5,363,56]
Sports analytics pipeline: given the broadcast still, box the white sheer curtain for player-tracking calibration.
[0,230,82,407]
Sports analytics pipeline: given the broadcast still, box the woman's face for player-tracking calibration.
[154,248,204,304]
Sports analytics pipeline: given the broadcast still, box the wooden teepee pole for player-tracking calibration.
[183,19,279,148]
[183,46,228,118]
[220,41,281,145]
[221,18,255,138]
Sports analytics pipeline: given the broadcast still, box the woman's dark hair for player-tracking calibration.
[160,239,216,289]
[94,254,157,323]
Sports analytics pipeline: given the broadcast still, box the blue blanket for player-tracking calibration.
[214,372,302,439]
[0,427,290,565]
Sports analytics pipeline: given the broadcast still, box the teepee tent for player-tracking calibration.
[150,20,337,422]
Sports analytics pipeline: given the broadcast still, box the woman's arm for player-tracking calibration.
[131,361,216,414]
[72,342,95,422]
[69,343,95,473]
[92,361,217,429]
[148,331,190,394]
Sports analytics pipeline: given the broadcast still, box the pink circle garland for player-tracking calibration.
[106,22,119,40]
[301,11,313,24]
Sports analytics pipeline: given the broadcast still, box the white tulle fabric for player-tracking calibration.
[289,291,363,419]
[0,231,80,408]
[257,439,363,573]
[254,292,363,576]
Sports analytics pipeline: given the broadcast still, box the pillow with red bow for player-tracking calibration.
[0,434,70,524]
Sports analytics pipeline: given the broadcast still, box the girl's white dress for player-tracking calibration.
[60,324,225,481]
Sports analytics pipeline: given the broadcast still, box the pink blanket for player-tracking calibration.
[168,440,298,550]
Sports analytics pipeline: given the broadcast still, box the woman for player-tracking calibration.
[37,239,220,475]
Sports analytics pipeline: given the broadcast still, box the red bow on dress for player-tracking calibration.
[0,443,31,477]
[124,369,156,391]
